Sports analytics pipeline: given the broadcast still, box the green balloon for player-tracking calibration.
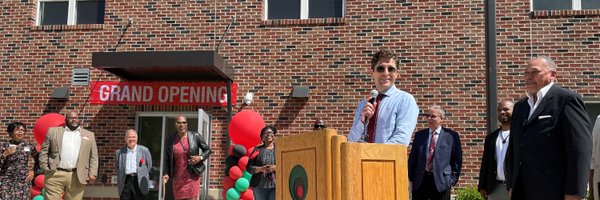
[226,188,240,200]
[33,195,44,200]
[242,171,252,180]
[235,177,250,192]
[41,188,46,196]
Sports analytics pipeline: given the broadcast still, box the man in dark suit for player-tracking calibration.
[40,111,98,200]
[116,129,152,200]
[506,56,592,200]
[408,105,463,200]
[478,100,513,200]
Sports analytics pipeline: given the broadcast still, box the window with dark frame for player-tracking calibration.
[267,0,344,20]
[38,0,105,26]
[532,0,600,10]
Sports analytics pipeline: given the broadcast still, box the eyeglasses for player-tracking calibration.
[375,66,397,73]
[176,121,187,125]
[425,114,440,119]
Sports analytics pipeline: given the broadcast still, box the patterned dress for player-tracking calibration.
[172,136,201,199]
[0,140,38,200]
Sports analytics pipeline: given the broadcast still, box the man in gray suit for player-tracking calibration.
[116,129,153,200]
[40,111,98,200]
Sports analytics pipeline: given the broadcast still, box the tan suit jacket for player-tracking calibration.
[39,127,99,184]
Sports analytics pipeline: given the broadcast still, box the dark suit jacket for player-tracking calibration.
[505,84,592,199]
[478,128,503,192]
[116,145,152,195]
[408,127,463,192]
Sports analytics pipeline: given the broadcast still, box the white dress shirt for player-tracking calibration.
[526,82,554,120]
[59,127,82,169]
[125,145,138,174]
[495,130,510,181]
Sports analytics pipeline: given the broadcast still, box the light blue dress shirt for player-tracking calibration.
[125,145,137,174]
[348,85,420,145]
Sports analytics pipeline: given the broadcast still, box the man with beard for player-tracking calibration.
[40,111,99,200]
[478,100,514,200]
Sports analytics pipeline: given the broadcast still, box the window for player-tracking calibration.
[265,0,344,20]
[532,0,600,11]
[37,0,105,26]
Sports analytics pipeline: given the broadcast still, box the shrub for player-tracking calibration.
[455,187,484,200]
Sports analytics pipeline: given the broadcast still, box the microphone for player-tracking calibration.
[364,89,379,123]
[361,89,378,142]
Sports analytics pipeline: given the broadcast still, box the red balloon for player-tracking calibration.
[34,174,45,188]
[238,156,249,171]
[222,176,235,189]
[250,150,259,159]
[33,113,65,144]
[228,110,265,149]
[35,144,41,152]
[31,185,42,196]
[240,188,254,200]
[245,147,255,156]
[229,166,243,180]
[228,145,235,155]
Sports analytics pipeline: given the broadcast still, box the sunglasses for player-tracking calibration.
[375,66,397,73]
[314,125,325,129]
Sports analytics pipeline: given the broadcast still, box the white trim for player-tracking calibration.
[263,0,268,20]
[36,0,103,25]
[573,0,582,10]
[300,0,309,19]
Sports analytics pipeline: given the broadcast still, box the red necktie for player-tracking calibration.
[366,94,384,143]
[426,131,437,171]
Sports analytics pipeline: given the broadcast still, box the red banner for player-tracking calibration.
[89,81,237,106]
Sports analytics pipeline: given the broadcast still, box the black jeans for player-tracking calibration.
[120,174,147,200]
[412,173,451,200]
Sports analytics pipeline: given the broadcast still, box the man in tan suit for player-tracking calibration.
[40,111,99,200]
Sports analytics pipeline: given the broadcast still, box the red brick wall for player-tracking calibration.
[1,0,599,198]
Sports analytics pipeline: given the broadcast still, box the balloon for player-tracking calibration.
[228,145,235,155]
[248,148,259,159]
[228,110,264,149]
[32,195,44,200]
[240,189,254,200]
[226,188,240,200]
[245,147,255,156]
[238,156,249,171]
[222,176,235,189]
[34,174,45,188]
[235,177,250,192]
[31,186,42,196]
[225,156,239,176]
[35,144,41,152]
[33,113,65,144]
[229,166,243,180]
[232,145,246,158]
[242,170,252,180]
[41,188,46,196]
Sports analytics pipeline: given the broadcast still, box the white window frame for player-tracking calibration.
[530,0,583,11]
[36,0,99,26]
[263,0,346,20]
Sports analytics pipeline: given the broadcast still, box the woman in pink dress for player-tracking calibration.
[162,115,211,200]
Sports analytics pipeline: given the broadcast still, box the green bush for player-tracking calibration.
[455,187,484,200]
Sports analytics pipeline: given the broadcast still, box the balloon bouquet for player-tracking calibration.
[31,113,65,200]
[222,110,265,200]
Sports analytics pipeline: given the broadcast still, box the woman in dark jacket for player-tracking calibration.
[248,125,277,200]
[162,115,211,200]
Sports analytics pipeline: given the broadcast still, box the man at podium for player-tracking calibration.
[348,49,419,145]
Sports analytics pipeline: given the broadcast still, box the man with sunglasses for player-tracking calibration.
[348,49,419,145]
[408,106,463,200]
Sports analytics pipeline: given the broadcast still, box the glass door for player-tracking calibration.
[137,113,198,200]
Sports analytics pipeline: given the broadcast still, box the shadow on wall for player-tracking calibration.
[274,95,309,130]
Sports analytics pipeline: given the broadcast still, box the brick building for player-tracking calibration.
[1,0,599,199]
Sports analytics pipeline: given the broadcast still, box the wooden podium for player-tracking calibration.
[276,129,408,200]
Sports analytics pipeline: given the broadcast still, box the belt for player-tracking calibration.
[425,171,434,175]
[57,168,76,172]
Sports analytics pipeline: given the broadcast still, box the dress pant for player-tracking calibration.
[488,181,510,200]
[121,174,147,200]
[44,169,85,200]
[412,172,451,200]
[510,173,530,200]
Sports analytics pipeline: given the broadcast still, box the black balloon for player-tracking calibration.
[232,144,247,158]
